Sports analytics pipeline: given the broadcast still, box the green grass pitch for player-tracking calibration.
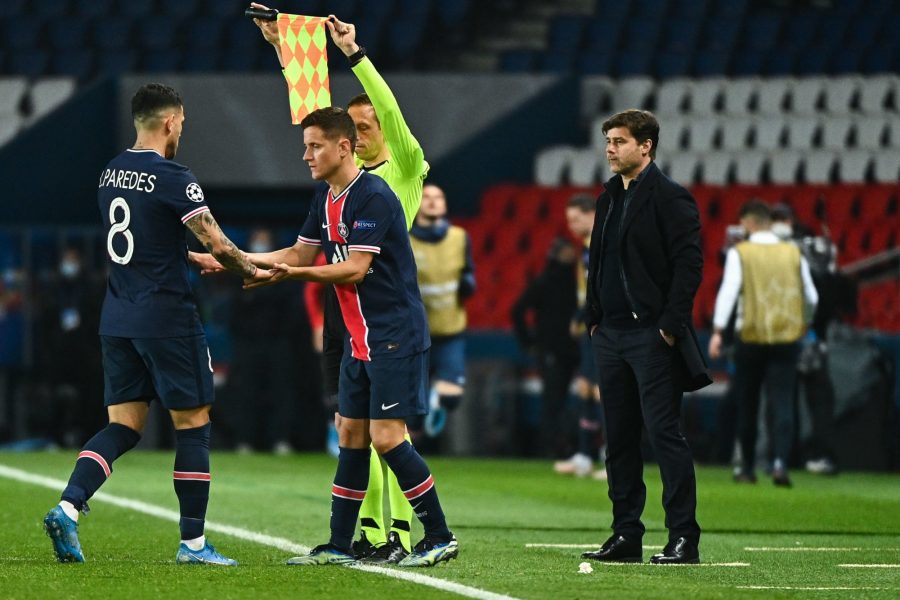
[1,451,898,599]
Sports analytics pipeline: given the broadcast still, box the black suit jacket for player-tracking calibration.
[586,161,712,392]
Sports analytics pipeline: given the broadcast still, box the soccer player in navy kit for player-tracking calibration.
[43,83,269,565]
[235,106,458,566]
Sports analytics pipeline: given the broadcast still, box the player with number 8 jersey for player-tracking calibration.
[44,83,269,567]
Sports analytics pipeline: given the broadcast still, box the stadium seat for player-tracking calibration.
[756,77,792,114]
[186,17,227,51]
[182,52,219,73]
[734,151,767,184]
[548,15,586,53]
[534,146,576,186]
[386,17,428,62]
[721,116,752,151]
[785,116,821,151]
[435,0,469,28]
[140,50,181,73]
[790,77,826,115]
[731,50,765,78]
[804,150,838,184]
[752,115,785,151]
[0,0,26,18]
[655,78,691,117]
[616,48,654,78]
[685,116,720,152]
[51,48,92,79]
[739,13,782,53]
[326,0,359,21]
[220,47,261,72]
[688,78,723,114]
[839,150,873,184]
[667,152,700,185]
[92,18,133,51]
[577,52,615,76]
[580,76,614,120]
[584,19,624,56]
[28,78,76,119]
[138,16,179,50]
[226,18,261,49]
[854,116,889,150]
[722,77,758,115]
[33,0,70,19]
[660,115,688,150]
[873,153,900,183]
[655,52,692,79]
[611,77,654,111]
[769,150,803,184]
[0,77,28,116]
[95,50,138,76]
[701,153,732,185]
[822,75,862,114]
[117,0,155,18]
[0,114,20,146]
[821,116,854,151]
[538,52,574,74]
[8,50,50,77]
[500,50,536,73]
[2,16,44,51]
[47,17,88,50]
[160,0,202,19]
[569,149,602,186]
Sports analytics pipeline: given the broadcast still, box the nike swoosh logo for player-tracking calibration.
[321,222,329,228]
[381,402,399,410]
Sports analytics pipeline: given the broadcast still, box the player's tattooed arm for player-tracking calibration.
[185,211,257,278]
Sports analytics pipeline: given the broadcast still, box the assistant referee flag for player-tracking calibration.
[277,13,331,123]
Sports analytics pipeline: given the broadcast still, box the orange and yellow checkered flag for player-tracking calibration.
[277,14,331,124]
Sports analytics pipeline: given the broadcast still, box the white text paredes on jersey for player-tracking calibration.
[98,169,156,193]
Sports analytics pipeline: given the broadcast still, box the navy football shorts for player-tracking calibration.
[429,334,466,387]
[101,335,215,410]
[339,349,429,420]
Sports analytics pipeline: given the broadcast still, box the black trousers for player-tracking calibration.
[733,340,800,472]
[592,326,700,543]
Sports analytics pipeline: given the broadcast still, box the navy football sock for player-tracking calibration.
[61,423,141,511]
[577,399,603,461]
[381,441,452,541]
[173,422,211,541]
[329,447,371,551]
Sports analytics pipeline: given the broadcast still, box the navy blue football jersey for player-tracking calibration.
[97,149,209,338]
[298,171,429,361]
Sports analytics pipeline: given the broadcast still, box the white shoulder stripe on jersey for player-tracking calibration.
[348,244,381,254]
[181,206,210,223]
[297,235,321,246]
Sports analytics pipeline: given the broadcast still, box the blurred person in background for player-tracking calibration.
[554,194,606,481]
[229,227,303,455]
[408,183,475,446]
[710,201,818,487]
[512,238,580,458]
[34,247,105,448]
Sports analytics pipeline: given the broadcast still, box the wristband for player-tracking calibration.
[347,46,366,67]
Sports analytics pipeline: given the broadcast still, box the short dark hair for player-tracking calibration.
[567,193,595,213]
[739,199,772,223]
[601,109,660,159]
[300,106,357,152]
[131,83,182,125]
[347,92,380,126]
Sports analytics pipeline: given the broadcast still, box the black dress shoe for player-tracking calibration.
[650,537,699,564]
[581,534,642,563]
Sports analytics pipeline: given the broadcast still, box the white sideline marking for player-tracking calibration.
[598,562,750,567]
[745,547,900,552]
[0,464,516,600]
[738,586,896,591]
[525,543,663,550]
[839,564,900,568]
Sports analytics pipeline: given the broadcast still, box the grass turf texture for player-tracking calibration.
[1,451,898,599]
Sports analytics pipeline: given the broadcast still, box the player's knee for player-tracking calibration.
[170,405,211,430]
[337,417,369,448]
[369,422,406,455]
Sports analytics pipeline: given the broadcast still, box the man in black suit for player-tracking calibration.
[581,110,710,565]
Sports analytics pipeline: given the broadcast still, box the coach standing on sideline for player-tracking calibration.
[581,110,710,565]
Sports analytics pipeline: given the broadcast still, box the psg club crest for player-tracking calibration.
[185,182,205,202]
[337,222,349,238]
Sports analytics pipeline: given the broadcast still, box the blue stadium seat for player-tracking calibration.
[831,44,866,74]
[500,49,535,73]
[816,16,849,46]
[740,13,782,52]
[48,17,88,49]
[656,51,692,79]
[0,0,26,18]
[764,48,797,76]
[668,0,708,19]
[692,51,729,77]
[138,15,180,50]
[202,0,244,18]
[616,49,653,77]
[2,16,44,51]
[538,51,573,73]
[731,50,765,77]
[95,49,138,75]
[623,17,664,49]
[159,0,200,19]
[710,0,747,19]
[290,1,323,16]
[396,0,430,19]
[359,0,396,26]
[435,0,468,28]
[32,0,70,19]
[140,50,182,73]
[845,13,883,47]
[795,44,833,75]
[73,0,114,18]
[226,18,261,49]
[631,0,669,17]
[219,47,260,71]
[576,52,613,75]
[868,0,895,16]
[52,49,93,79]
[185,17,226,51]
[830,0,861,17]
[585,20,621,55]
[861,41,894,74]
[117,0,155,18]
[660,18,702,53]
[92,18,133,50]
[699,17,740,55]
[386,17,428,62]
[182,51,218,72]
[327,0,358,20]
[548,16,586,53]
[782,13,819,50]
[8,50,50,77]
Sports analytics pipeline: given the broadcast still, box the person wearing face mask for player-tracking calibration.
[407,184,475,446]
[227,227,305,455]
[34,247,105,448]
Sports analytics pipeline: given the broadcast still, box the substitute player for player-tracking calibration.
[250,4,428,563]
[43,84,270,565]
[233,106,457,567]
